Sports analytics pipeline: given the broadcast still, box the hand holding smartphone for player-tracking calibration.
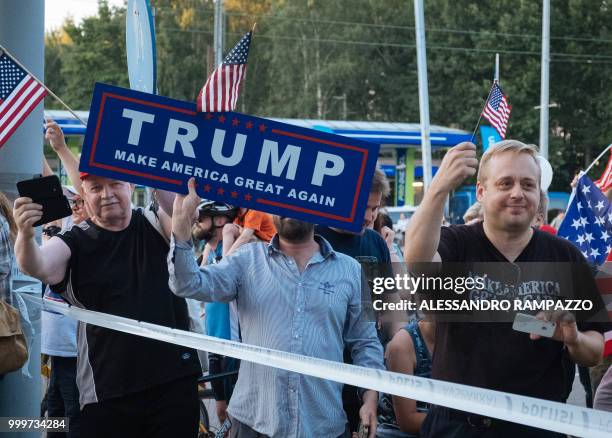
[16,175,73,227]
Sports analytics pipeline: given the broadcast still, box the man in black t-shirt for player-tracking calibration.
[405,140,608,437]
[14,174,201,438]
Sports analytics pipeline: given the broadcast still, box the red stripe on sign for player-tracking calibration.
[349,153,369,220]
[89,162,183,185]
[256,198,353,222]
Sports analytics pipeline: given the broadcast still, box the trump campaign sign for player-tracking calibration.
[80,83,380,232]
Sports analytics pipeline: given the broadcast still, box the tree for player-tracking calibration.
[60,1,129,109]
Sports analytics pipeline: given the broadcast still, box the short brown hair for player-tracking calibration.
[371,167,390,198]
[477,140,541,185]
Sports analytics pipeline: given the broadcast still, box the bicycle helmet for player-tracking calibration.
[197,200,239,221]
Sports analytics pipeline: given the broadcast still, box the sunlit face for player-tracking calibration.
[477,152,540,233]
[68,195,88,224]
[363,191,383,231]
[81,176,133,226]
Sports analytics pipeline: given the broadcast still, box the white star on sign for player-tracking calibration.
[590,248,601,258]
[571,219,582,230]
[576,234,586,245]
[577,202,583,210]
[595,216,605,226]
[585,233,594,243]
[582,185,591,195]
[602,231,610,242]
[580,217,589,226]
[596,200,605,211]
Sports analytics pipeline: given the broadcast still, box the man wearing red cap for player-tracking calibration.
[13,169,202,437]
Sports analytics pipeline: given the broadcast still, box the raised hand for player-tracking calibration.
[171,177,201,242]
[433,142,478,193]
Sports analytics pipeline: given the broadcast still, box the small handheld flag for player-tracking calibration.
[197,30,252,113]
[0,49,47,148]
[481,82,512,139]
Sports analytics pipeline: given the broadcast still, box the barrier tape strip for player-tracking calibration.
[22,293,612,437]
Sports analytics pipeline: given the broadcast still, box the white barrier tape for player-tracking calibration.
[23,293,612,437]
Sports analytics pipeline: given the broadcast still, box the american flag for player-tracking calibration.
[558,174,612,265]
[0,50,47,148]
[482,82,511,139]
[595,151,612,193]
[197,31,252,113]
[558,174,612,356]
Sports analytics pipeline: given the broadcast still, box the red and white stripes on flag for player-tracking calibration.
[595,152,612,193]
[198,63,247,112]
[0,51,47,148]
[197,30,252,113]
[482,82,512,139]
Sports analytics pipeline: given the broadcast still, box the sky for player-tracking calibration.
[45,0,125,31]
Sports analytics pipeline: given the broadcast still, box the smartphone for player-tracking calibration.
[17,175,73,227]
[512,312,556,338]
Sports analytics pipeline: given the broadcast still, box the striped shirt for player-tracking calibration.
[168,234,384,438]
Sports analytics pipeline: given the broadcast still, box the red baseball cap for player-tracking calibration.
[79,172,90,180]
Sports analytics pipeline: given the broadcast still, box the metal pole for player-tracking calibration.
[0,2,43,434]
[214,0,224,67]
[413,0,433,191]
[539,0,550,159]
[495,53,499,82]
[0,1,45,195]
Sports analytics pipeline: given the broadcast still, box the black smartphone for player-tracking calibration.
[16,175,73,227]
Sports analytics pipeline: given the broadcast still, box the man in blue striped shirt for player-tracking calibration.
[168,178,384,438]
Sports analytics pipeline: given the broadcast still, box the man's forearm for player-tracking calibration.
[228,231,253,254]
[156,189,176,217]
[168,236,238,302]
[55,146,82,194]
[15,236,49,283]
[404,183,448,263]
[567,331,604,367]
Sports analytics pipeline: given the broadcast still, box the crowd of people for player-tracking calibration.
[0,121,611,438]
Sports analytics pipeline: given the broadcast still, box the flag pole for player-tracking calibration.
[584,143,612,176]
[0,46,87,127]
[251,22,257,34]
[469,82,495,144]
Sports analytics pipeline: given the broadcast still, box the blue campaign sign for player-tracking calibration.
[80,83,380,232]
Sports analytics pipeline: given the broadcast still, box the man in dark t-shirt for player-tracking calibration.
[405,140,609,437]
[14,174,201,438]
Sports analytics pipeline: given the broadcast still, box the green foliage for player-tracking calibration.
[44,0,612,190]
